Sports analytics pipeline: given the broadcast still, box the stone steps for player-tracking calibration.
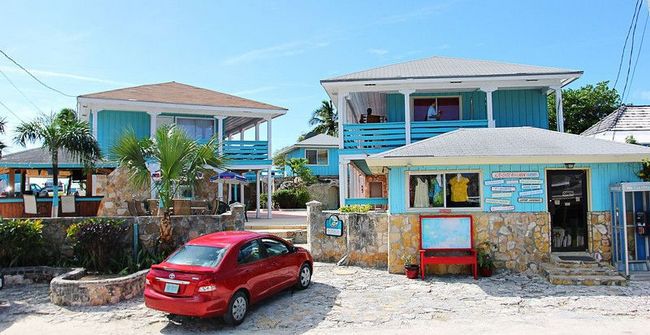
[540,263,620,277]
[541,253,627,286]
[251,228,307,244]
[546,274,627,286]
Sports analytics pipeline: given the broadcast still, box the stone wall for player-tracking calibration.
[0,266,72,287]
[588,211,612,261]
[364,174,388,198]
[50,268,149,306]
[388,212,551,274]
[307,179,339,210]
[97,167,150,216]
[307,201,388,269]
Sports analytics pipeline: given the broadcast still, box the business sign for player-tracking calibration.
[518,197,543,203]
[324,215,343,237]
[491,186,516,192]
[520,189,544,196]
[491,172,540,179]
[519,179,543,185]
[521,184,542,190]
[485,198,511,205]
[491,192,513,198]
[490,205,515,212]
[485,179,505,186]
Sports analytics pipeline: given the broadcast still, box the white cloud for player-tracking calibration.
[0,66,132,86]
[368,48,388,55]
[221,40,330,66]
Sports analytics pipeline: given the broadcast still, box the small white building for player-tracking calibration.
[582,105,650,145]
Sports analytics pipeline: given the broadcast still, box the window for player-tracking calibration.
[408,172,481,209]
[176,117,215,142]
[166,245,227,267]
[261,238,289,257]
[413,97,461,121]
[305,149,328,165]
[237,240,263,264]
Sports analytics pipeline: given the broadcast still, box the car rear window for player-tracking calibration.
[166,245,226,267]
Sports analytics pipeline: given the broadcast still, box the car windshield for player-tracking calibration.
[166,245,227,267]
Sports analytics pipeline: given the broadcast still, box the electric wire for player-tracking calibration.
[626,7,649,101]
[614,0,642,89]
[0,98,25,122]
[0,49,75,97]
[0,68,44,113]
[621,0,644,100]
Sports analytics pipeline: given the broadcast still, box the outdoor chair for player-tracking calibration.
[23,194,37,215]
[61,195,76,214]
[190,200,209,215]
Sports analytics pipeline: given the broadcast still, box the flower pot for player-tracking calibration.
[404,265,419,279]
[479,267,493,277]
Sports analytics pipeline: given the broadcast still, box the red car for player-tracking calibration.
[144,231,313,325]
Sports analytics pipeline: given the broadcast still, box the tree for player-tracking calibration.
[548,81,621,134]
[112,125,225,250]
[0,118,6,159]
[286,158,316,185]
[272,151,287,170]
[305,100,338,138]
[14,109,101,217]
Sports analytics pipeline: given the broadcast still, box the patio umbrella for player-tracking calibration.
[209,171,248,185]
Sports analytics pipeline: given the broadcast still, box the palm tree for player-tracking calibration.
[14,108,101,217]
[0,118,6,159]
[308,100,338,137]
[112,125,225,249]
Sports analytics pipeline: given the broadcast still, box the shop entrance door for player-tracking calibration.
[547,170,588,252]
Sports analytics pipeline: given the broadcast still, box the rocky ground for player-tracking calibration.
[1,262,649,334]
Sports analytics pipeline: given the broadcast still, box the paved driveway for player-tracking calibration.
[1,263,649,334]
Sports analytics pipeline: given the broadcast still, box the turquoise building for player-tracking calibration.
[278,134,339,177]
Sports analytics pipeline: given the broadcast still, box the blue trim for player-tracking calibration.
[345,198,388,206]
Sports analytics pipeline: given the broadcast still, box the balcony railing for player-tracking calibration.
[223,140,269,163]
[343,120,488,151]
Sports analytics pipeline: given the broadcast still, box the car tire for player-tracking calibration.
[295,263,312,290]
[223,291,248,326]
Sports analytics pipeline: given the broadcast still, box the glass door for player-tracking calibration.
[547,170,588,252]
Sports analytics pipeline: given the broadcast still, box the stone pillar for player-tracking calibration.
[307,200,324,246]
[229,203,245,230]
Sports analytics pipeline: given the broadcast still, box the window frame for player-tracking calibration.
[304,148,329,166]
[405,170,483,212]
[410,95,463,121]
[174,116,216,142]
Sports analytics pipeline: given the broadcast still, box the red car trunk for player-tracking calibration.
[149,264,216,297]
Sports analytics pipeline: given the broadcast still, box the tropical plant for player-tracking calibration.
[401,254,417,267]
[0,218,46,267]
[626,135,638,144]
[286,158,316,184]
[272,151,287,170]
[0,117,6,158]
[112,125,226,250]
[272,188,311,209]
[13,109,101,217]
[339,204,374,213]
[638,159,650,182]
[66,218,130,273]
[548,81,621,134]
[477,241,497,270]
[305,100,337,138]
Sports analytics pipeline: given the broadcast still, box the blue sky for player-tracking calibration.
[1,0,649,154]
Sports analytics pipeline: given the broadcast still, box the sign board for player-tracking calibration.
[486,198,511,205]
[490,205,515,212]
[491,172,540,179]
[521,184,541,190]
[420,216,472,249]
[519,179,543,185]
[520,189,544,196]
[324,215,343,237]
[518,197,543,203]
[485,179,505,186]
[491,192,513,198]
[491,186,516,192]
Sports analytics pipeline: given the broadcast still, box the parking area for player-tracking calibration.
[1,262,649,334]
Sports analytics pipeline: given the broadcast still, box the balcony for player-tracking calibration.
[222,140,271,167]
[342,120,488,154]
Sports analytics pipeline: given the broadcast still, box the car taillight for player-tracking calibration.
[146,278,151,285]
[198,285,217,292]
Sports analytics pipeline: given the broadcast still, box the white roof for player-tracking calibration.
[277,133,339,155]
[322,56,582,83]
[366,127,650,168]
[582,105,650,136]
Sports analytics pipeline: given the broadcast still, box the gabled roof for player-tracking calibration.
[277,133,339,155]
[79,81,286,111]
[582,105,650,136]
[0,147,114,168]
[366,127,650,167]
[321,55,582,84]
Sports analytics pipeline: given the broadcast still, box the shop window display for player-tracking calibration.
[409,172,480,209]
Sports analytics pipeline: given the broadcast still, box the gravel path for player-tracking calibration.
[1,263,649,334]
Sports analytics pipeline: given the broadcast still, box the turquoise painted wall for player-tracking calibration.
[385,89,547,128]
[388,162,641,214]
[285,147,339,176]
[97,110,150,158]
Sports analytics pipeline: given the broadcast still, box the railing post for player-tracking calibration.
[400,89,415,144]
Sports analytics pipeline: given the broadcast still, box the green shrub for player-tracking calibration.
[272,188,312,209]
[339,204,374,213]
[66,218,130,273]
[0,218,46,267]
[294,188,311,208]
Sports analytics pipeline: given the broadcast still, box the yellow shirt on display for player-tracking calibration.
[449,176,470,202]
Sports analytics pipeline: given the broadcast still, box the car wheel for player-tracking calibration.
[223,291,248,326]
[295,263,312,290]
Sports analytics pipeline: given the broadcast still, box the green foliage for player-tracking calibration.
[637,159,650,182]
[287,158,317,184]
[477,241,496,269]
[339,204,373,213]
[272,151,287,170]
[117,246,168,276]
[401,254,416,267]
[626,135,638,144]
[66,218,130,273]
[303,100,338,138]
[548,81,621,134]
[0,218,46,267]
[272,188,311,209]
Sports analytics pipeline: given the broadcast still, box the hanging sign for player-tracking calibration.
[486,198,511,205]
[520,189,544,196]
[491,172,540,179]
[490,205,515,212]
[485,179,505,186]
[491,192,513,198]
[518,197,543,203]
[324,214,343,237]
[519,179,543,185]
[521,184,541,190]
[491,186,516,192]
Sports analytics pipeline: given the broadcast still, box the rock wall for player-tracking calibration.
[588,211,612,261]
[0,266,72,287]
[307,180,339,210]
[306,201,388,269]
[50,268,149,306]
[97,167,150,216]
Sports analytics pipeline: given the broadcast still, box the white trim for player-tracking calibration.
[304,148,329,166]
[267,167,273,219]
[552,86,564,133]
[337,92,348,149]
[266,119,272,158]
[91,110,98,137]
[480,87,497,128]
[255,170,261,219]
[338,158,349,208]
[255,122,260,141]
[405,170,483,212]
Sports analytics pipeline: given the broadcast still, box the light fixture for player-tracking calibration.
[564,163,575,169]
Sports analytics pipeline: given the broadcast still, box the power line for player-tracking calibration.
[626,9,649,101]
[614,0,641,89]
[0,49,75,98]
[0,68,44,113]
[0,98,25,122]
[622,0,645,99]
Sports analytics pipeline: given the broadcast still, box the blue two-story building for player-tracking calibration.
[278,133,339,178]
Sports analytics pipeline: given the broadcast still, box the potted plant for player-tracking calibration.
[401,254,419,279]
[477,241,496,277]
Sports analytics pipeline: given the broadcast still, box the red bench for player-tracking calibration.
[419,215,477,280]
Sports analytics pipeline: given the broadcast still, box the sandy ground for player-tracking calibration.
[1,262,649,335]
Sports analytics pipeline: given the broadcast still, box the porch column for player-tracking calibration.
[338,158,349,208]
[552,85,564,133]
[255,170,261,218]
[147,111,160,138]
[266,118,272,158]
[480,87,496,128]
[267,167,273,218]
[240,183,245,208]
[255,122,260,141]
[8,170,15,197]
[337,91,349,149]
[239,129,245,141]
[90,110,98,138]
[400,89,415,144]
[216,116,224,200]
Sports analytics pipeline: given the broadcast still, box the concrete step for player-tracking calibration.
[547,274,628,286]
[540,263,620,277]
[251,229,307,244]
